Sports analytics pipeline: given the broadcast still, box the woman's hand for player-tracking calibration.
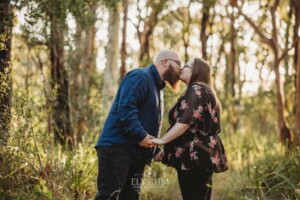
[151,138,166,145]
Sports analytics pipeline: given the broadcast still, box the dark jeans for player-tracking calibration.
[95,146,145,200]
[177,168,213,200]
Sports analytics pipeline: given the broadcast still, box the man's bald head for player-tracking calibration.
[155,50,180,62]
[153,49,182,91]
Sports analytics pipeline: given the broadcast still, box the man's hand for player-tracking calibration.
[139,134,155,148]
[153,150,164,162]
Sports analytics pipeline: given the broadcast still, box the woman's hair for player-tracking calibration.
[189,58,222,112]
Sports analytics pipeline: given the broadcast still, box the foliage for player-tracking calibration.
[1,0,300,199]
[0,87,98,199]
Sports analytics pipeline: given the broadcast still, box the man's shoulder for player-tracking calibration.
[125,67,151,80]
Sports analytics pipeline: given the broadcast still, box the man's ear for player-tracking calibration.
[161,59,168,68]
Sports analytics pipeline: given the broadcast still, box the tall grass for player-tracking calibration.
[1,87,299,199]
[213,132,300,200]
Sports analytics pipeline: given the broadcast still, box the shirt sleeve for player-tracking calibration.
[177,85,206,125]
[118,72,149,143]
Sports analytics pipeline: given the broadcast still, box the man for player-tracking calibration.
[95,50,182,200]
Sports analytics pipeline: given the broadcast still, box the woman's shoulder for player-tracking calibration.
[190,82,209,88]
[188,82,210,93]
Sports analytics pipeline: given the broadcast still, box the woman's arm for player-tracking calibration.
[151,123,191,145]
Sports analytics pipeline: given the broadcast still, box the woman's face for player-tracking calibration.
[180,59,193,84]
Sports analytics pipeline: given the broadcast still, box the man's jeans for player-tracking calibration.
[95,146,145,200]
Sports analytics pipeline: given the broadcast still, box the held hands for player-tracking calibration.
[139,134,167,148]
[139,134,155,148]
[151,138,167,145]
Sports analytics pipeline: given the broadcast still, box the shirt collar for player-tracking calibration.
[150,64,166,90]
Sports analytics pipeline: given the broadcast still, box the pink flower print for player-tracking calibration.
[181,163,187,170]
[175,147,184,158]
[168,153,172,160]
[211,153,220,165]
[193,110,202,120]
[200,130,208,136]
[207,103,212,112]
[197,106,203,112]
[195,90,201,96]
[174,109,178,119]
[189,142,194,152]
[180,100,188,110]
[190,151,198,160]
[190,142,194,148]
[213,117,218,123]
[192,85,201,91]
[190,126,197,133]
[208,136,217,148]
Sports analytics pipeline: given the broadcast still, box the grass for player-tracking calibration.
[1,92,300,199]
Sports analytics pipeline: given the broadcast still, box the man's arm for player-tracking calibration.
[118,72,152,147]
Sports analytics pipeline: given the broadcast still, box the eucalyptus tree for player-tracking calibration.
[120,0,129,80]
[21,0,74,146]
[168,3,192,63]
[234,0,298,145]
[69,0,98,143]
[132,0,169,67]
[0,0,13,144]
[291,0,300,145]
[101,0,121,114]
[199,0,216,61]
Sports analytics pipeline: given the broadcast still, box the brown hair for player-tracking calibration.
[189,58,222,112]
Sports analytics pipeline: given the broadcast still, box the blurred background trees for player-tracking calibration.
[0,0,300,199]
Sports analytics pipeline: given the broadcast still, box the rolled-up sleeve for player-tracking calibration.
[118,72,149,143]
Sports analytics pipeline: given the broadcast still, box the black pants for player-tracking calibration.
[177,169,213,200]
[95,146,145,200]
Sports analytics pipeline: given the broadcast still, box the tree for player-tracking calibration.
[200,0,215,60]
[101,2,120,112]
[48,0,74,146]
[70,0,98,144]
[235,0,295,145]
[292,0,300,145]
[133,0,168,66]
[120,0,128,80]
[170,3,192,62]
[0,0,12,144]
[225,3,240,132]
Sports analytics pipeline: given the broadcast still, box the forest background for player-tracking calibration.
[0,0,300,199]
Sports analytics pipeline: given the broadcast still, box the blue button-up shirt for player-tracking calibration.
[95,64,165,164]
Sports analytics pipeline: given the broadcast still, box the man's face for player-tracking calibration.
[164,61,181,90]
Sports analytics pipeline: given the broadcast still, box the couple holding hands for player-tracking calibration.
[95,50,228,200]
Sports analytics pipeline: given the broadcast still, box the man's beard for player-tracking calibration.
[164,63,181,91]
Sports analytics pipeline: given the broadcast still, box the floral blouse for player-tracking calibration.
[162,82,228,173]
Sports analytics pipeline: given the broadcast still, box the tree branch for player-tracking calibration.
[236,6,271,45]
[279,37,300,62]
[270,0,279,42]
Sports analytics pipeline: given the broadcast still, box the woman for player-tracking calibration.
[151,58,228,200]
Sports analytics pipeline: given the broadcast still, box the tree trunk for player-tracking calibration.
[120,0,128,80]
[292,0,299,68]
[71,7,97,144]
[50,8,74,147]
[273,50,291,145]
[200,3,209,60]
[137,0,167,66]
[293,0,300,146]
[229,10,239,132]
[0,0,12,144]
[295,39,300,146]
[102,3,120,113]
